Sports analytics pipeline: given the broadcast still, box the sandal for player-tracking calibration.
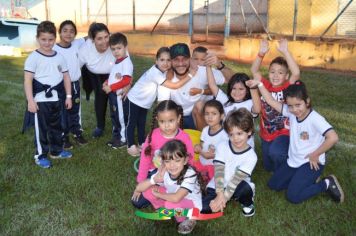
[177,219,196,234]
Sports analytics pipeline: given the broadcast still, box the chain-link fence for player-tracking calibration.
[1,0,355,39]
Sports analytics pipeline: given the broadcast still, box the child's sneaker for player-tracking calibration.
[111,139,127,149]
[73,134,88,145]
[35,157,52,168]
[127,145,140,157]
[92,127,104,138]
[324,175,344,203]
[177,219,196,234]
[63,137,73,150]
[242,203,255,217]
[50,150,73,159]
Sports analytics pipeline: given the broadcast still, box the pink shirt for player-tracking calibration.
[136,128,194,183]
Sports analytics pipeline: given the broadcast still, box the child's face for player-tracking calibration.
[204,106,223,128]
[110,43,127,59]
[163,155,187,178]
[59,24,76,44]
[156,110,181,138]
[286,96,310,120]
[156,52,171,72]
[191,51,207,66]
[37,32,56,53]
[228,126,251,151]
[231,82,247,102]
[268,63,289,87]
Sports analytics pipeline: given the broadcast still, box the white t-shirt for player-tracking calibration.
[152,167,202,210]
[78,39,115,74]
[207,141,257,190]
[127,65,166,109]
[53,38,85,82]
[215,89,257,148]
[157,66,225,116]
[199,126,229,166]
[282,106,333,168]
[24,50,68,102]
[108,56,133,95]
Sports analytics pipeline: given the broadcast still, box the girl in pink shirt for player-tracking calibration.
[132,100,197,208]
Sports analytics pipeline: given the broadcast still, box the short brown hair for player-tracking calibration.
[36,21,56,38]
[223,108,254,135]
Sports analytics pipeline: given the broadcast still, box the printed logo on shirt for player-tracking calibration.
[115,73,122,80]
[299,131,309,140]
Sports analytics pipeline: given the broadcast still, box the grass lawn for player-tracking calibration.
[0,54,355,235]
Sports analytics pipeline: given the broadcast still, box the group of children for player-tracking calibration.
[24,20,344,234]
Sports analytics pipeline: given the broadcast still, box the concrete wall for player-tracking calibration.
[125,33,356,72]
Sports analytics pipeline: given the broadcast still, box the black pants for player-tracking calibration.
[87,70,109,130]
[62,80,82,137]
[34,101,62,158]
[201,181,254,213]
[108,92,128,141]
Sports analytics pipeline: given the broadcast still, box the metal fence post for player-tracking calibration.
[224,0,231,38]
[293,0,298,40]
[189,0,194,36]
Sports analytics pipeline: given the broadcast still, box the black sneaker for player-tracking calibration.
[242,203,255,217]
[111,139,127,149]
[73,134,88,145]
[63,137,73,150]
[92,127,104,138]
[324,175,344,203]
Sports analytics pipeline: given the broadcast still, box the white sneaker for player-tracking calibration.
[127,145,140,157]
[177,219,196,234]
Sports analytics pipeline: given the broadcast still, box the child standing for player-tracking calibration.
[250,39,300,171]
[248,80,344,204]
[207,65,260,148]
[102,32,133,149]
[133,140,203,234]
[24,21,73,168]
[125,47,192,157]
[202,108,257,217]
[53,20,88,149]
[194,100,229,182]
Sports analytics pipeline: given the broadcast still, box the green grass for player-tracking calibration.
[0,55,355,235]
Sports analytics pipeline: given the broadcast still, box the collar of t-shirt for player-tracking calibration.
[115,56,127,64]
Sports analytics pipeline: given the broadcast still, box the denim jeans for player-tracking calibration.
[261,135,289,172]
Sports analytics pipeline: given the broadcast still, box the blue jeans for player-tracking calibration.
[261,135,289,172]
[183,114,196,130]
[125,99,148,147]
[201,181,254,213]
[268,161,326,204]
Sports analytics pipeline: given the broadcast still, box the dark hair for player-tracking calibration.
[59,20,77,35]
[88,22,109,40]
[156,47,170,59]
[144,100,184,156]
[225,73,251,105]
[36,21,56,38]
[284,80,311,107]
[193,46,208,54]
[109,32,128,47]
[160,140,206,194]
[223,108,254,135]
[269,56,289,71]
[203,99,224,115]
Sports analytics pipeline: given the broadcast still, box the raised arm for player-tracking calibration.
[277,39,300,84]
[250,39,269,81]
[250,87,261,114]
[206,65,219,96]
[205,53,234,83]
[246,80,282,112]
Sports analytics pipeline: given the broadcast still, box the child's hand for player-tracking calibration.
[121,84,131,100]
[210,192,226,212]
[65,98,72,110]
[194,144,202,154]
[246,79,260,89]
[153,165,166,183]
[152,185,162,198]
[189,88,203,96]
[204,52,221,67]
[305,152,320,170]
[131,190,141,201]
[259,39,269,55]
[27,99,38,113]
[277,38,289,54]
[102,84,111,94]
[202,150,215,160]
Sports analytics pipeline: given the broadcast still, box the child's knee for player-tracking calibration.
[286,190,303,204]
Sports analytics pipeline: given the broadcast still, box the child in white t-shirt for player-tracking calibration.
[194,100,229,182]
[202,108,257,217]
[248,79,344,203]
[133,140,204,234]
